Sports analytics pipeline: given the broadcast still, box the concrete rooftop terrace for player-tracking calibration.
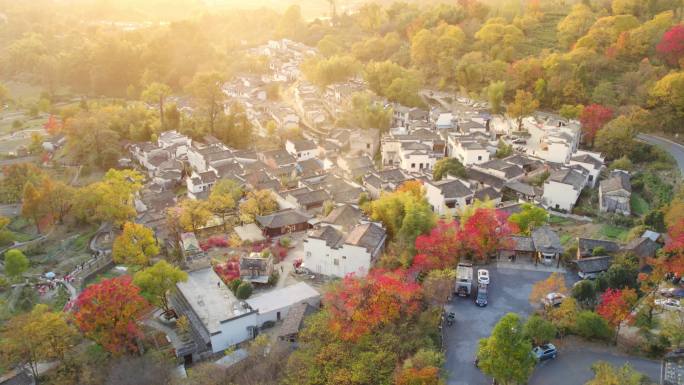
[176,267,252,334]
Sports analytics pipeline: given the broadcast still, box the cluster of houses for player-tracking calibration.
[119,38,652,368]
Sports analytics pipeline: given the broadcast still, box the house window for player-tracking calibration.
[333,259,339,266]
[411,163,416,168]
[478,155,482,161]
[555,204,560,209]
[306,251,311,257]
[419,163,423,170]
[366,143,370,149]
[342,256,347,259]
[588,175,593,181]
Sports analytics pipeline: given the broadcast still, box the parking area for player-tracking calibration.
[442,265,660,385]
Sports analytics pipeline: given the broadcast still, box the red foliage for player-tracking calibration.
[462,208,516,261]
[395,366,441,385]
[664,219,684,277]
[293,258,303,268]
[325,269,422,341]
[43,115,62,135]
[596,288,637,328]
[200,235,228,251]
[74,276,149,355]
[271,245,288,261]
[579,104,613,145]
[412,220,463,272]
[214,257,241,283]
[657,25,684,67]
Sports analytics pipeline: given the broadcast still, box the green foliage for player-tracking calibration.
[301,55,360,87]
[485,81,506,114]
[341,92,392,131]
[433,158,466,181]
[495,139,513,158]
[586,361,649,385]
[477,313,535,385]
[574,311,612,340]
[572,280,597,308]
[364,61,424,107]
[595,116,638,160]
[3,249,29,278]
[509,203,549,235]
[236,281,253,299]
[523,315,557,346]
[133,260,188,312]
[229,279,242,294]
[369,187,435,251]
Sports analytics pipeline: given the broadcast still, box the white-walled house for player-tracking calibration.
[541,168,588,211]
[186,170,218,199]
[448,135,490,166]
[285,139,317,161]
[175,268,258,354]
[568,151,604,188]
[303,223,387,278]
[246,282,320,327]
[425,178,474,216]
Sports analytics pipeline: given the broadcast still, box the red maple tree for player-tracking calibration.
[43,115,61,135]
[325,269,422,341]
[74,276,149,355]
[579,104,613,146]
[657,25,684,67]
[663,219,684,277]
[596,288,637,342]
[412,220,463,272]
[462,208,516,262]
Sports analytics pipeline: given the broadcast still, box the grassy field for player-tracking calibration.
[630,193,650,217]
[599,224,630,241]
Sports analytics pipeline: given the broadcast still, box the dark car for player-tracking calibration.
[475,284,488,307]
[532,344,557,361]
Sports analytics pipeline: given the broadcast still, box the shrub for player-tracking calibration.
[229,278,243,293]
[572,280,597,308]
[279,237,292,248]
[268,271,279,286]
[261,320,276,329]
[592,247,606,256]
[609,156,633,171]
[235,282,253,299]
[574,311,611,340]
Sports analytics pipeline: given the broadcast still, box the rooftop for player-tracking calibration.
[345,222,386,252]
[245,282,320,315]
[176,268,253,335]
[431,179,473,199]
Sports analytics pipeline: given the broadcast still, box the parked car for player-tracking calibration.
[660,287,684,299]
[475,284,488,307]
[478,269,490,285]
[532,344,557,361]
[512,138,527,144]
[542,292,566,307]
[655,298,682,312]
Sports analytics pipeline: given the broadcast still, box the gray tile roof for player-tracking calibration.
[345,223,386,252]
[575,256,612,274]
[310,225,345,247]
[256,209,312,229]
[600,173,631,194]
[549,168,586,190]
[433,179,473,199]
[324,204,362,228]
[531,225,563,254]
[577,238,621,258]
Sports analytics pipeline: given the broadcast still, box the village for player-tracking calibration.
[1,25,683,385]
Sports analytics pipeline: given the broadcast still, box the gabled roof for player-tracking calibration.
[289,139,317,152]
[345,223,386,252]
[577,238,621,258]
[600,173,631,194]
[466,168,505,190]
[571,154,604,169]
[623,237,659,259]
[575,256,612,274]
[548,168,586,190]
[474,187,501,201]
[503,235,535,252]
[531,226,562,253]
[256,209,312,229]
[323,204,362,228]
[309,225,344,247]
[431,179,473,199]
[292,189,330,206]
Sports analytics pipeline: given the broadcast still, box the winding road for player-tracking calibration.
[638,133,684,174]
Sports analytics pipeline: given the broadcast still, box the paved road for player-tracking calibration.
[0,203,21,217]
[638,133,684,174]
[529,346,661,385]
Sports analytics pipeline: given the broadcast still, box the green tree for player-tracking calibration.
[369,187,435,247]
[585,362,649,385]
[186,71,226,134]
[559,104,584,120]
[21,181,43,232]
[609,156,633,171]
[475,18,524,61]
[508,90,539,131]
[495,140,513,158]
[4,249,29,278]
[509,203,548,235]
[209,181,239,231]
[112,222,160,266]
[133,260,188,313]
[236,281,253,299]
[595,116,638,160]
[523,315,557,346]
[141,82,172,128]
[486,81,506,114]
[301,55,360,87]
[477,313,535,385]
[433,158,466,181]
[557,4,596,48]
[575,311,612,341]
[0,216,14,247]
